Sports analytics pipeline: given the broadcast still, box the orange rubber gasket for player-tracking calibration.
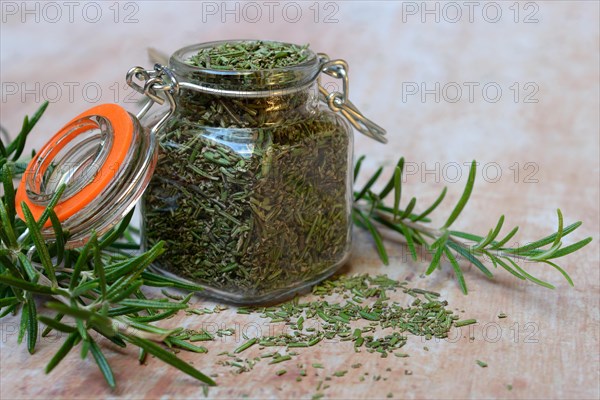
[16,104,134,226]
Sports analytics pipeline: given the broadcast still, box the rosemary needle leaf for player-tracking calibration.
[0,224,11,249]
[445,247,468,294]
[379,158,404,198]
[71,281,100,298]
[353,155,366,180]
[449,230,484,243]
[546,237,592,259]
[393,166,402,220]
[355,166,383,201]
[34,184,66,229]
[106,280,144,303]
[124,319,179,337]
[529,241,563,261]
[541,260,574,287]
[399,197,416,220]
[503,258,555,289]
[1,166,15,224]
[0,297,19,308]
[412,187,447,222]
[0,136,6,157]
[425,243,445,276]
[17,252,37,281]
[118,299,188,310]
[552,209,564,249]
[493,256,526,280]
[49,212,65,265]
[10,101,48,161]
[138,348,148,364]
[473,229,493,251]
[140,271,205,292]
[96,331,127,349]
[447,241,493,278]
[69,238,94,291]
[46,332,80,374]
[507,222,582,253]
[81,340,90,359]
[124,335,216,386]
[0,253,23,282]
[26,294,38,354]
[0,200,17,247]
[398,224,418,261]
[89,338,116,389]
[99,208,135,249]
[488,215,505,243]
[20,202,56,285]
[38,315,77,333]
[105,243,165,298]
[0,304,18,318]
[443,160,476,229]
[489,226,519,249]
[353,209,389,265]
[129,308,179,323]
[18,301,28,344]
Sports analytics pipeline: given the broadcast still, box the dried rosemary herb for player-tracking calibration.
[187,41,310,70]
[213,273,475,377]
[143,41,351,300]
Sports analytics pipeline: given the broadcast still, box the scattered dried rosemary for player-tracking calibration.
[193,273,476,379]
[143,41,351,300]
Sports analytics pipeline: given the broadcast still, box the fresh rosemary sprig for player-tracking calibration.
[0,102,215,388]
[352,156,592,293]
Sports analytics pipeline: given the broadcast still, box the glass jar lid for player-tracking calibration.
[15,104,157,248]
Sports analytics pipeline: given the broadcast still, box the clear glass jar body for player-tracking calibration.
[141,41,354,304]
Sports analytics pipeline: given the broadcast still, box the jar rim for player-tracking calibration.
[169,40,323,95]
[171,39,320,74]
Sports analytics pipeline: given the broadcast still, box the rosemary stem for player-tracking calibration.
[365,205,532,262]
[35,274,73,306]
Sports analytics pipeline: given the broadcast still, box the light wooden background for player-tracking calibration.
[1,1,598,399]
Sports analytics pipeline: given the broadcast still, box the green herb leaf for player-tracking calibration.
[124,334,216,386]
[20,202,57,285]
[88,338,116,389]
[442,160,476,229]
[46,332,80,374]
[26,294,38,354]
[445,248,468,294]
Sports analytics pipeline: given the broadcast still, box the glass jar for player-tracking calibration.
[16,40,386,305]
[141,41,355,304]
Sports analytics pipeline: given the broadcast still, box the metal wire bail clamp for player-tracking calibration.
[317,54,387,144]
[126,64,179,136]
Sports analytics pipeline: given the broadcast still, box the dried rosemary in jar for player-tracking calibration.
[142,40,385,303]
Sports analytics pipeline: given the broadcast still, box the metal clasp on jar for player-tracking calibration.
[126,64,179,136]
[317,54,387,144]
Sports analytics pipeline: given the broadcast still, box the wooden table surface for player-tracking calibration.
[1,2,598,399]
